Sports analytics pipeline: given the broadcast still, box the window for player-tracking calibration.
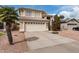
[26,10,32,16]
[33,11,40,17]
[36,12,40,17]
[47,17,50,19]
[67,23,77,25]
[0,22,3,29]
[27,22,30,24]
[35,22,37,24]
[31,22,32,24]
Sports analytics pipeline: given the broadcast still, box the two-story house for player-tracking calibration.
[19,8,49,32]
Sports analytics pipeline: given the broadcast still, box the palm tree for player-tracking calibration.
[0,6,18,45]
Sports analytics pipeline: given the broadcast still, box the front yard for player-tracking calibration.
[0,30,79,53]
[0,31,29,52]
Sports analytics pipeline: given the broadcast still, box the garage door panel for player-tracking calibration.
[26,24,47,31]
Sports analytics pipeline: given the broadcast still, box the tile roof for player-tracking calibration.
[61,18,79,23]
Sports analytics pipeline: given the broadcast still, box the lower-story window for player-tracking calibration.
[0,22,3,29]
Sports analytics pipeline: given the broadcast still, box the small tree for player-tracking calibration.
[0,6,18,45]
[52,15,61,31]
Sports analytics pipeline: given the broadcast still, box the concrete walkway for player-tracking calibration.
[25,31,75,50]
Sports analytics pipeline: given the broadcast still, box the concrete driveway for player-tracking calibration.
[25,31,79,53]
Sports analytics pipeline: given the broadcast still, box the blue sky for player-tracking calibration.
[8,5,79,19]
[8,5,64,14]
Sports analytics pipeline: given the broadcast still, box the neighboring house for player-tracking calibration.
[46,15,79,31]
[18,8,49,32]
[61,18,79,30]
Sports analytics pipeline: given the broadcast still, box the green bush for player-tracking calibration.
[0,32,4,36]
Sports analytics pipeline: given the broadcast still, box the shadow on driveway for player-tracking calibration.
[14,36,39,44]
[26,36,39,41]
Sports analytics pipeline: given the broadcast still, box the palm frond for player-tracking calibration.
[0,6,19,23]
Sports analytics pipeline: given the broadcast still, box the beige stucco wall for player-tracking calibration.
[61,23,68,30]
[19,22,25,32]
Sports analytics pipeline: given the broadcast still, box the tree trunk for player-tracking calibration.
[6,23,13,45]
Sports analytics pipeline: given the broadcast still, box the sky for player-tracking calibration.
[8,5,79,19]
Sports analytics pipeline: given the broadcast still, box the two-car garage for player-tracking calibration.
[20,20,48,32]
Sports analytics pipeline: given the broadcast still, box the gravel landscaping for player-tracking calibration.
[59,30,79,41]
[0,31,29,53]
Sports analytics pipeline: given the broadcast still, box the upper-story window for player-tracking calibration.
[26,10,32,16]
[35,12,40,17]
[32,11,41,18]
[36,12,40,17]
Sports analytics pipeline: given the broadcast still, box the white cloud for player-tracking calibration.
[59,11,71,18]
[58,5,79,19]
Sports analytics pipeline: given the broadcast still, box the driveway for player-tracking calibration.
[25,31,79,53]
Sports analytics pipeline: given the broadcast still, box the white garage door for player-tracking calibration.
[25,23,48,31]
[67,23,77,30]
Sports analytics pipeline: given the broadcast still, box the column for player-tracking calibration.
[3,22,6,31]
[19,22,25,32]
